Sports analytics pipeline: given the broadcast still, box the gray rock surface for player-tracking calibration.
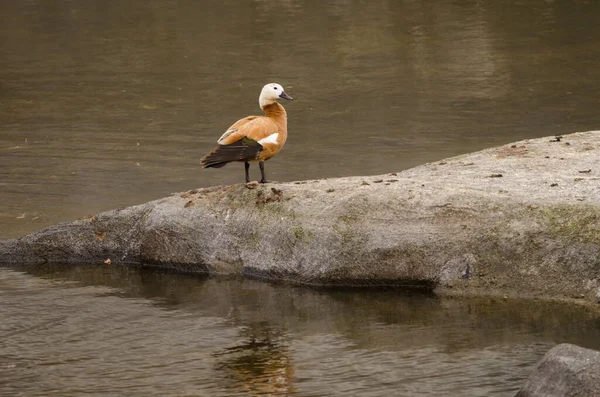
[1,131,599,301]
[516,343,600,397]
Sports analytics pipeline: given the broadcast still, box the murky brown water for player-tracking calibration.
[1,264,600,397]
[2,1,600,395]
[2,0,600,238]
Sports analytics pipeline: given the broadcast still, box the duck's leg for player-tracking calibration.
[244,161,250,183]
[259,161,268,184]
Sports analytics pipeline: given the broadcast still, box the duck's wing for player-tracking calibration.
[201,116,277,168]
[217,116,277,145]
[200,136,263,168]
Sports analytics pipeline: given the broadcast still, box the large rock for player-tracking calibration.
[516,344,600,397]
[1,131,599,301]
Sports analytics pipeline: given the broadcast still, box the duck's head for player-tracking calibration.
[259,83,293,108]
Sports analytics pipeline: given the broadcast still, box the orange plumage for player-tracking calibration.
[200,83,292,183]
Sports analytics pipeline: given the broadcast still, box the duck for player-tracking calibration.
[200,83,293,183]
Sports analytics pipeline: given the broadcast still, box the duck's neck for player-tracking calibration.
[262,102,287,127]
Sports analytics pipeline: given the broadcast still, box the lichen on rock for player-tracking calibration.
[1,131,599,303]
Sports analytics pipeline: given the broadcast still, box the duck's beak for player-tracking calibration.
[279,91,293,100]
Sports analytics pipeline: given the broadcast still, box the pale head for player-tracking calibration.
[259,83,293,108]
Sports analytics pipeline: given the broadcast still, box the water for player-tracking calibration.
[2,0,600,238]
[1,264,600,397]
[2,1,600,395]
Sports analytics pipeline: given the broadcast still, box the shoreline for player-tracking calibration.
[2,130,599,305]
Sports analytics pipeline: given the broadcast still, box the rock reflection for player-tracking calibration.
[213,322,296,396]
[3,264,600,396]
[14,263,600,353]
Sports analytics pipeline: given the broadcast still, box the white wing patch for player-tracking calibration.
[217,128,237,144]
[258,133,279,146]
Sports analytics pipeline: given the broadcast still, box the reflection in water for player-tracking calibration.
[214,323,296,396]
[1,264,599,396]
[1,0,600,238]
[2,1,600,394]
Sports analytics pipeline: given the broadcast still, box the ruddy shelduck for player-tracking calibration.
[200,83,293,183]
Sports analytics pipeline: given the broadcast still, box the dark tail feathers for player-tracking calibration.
[201,138,263,168]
